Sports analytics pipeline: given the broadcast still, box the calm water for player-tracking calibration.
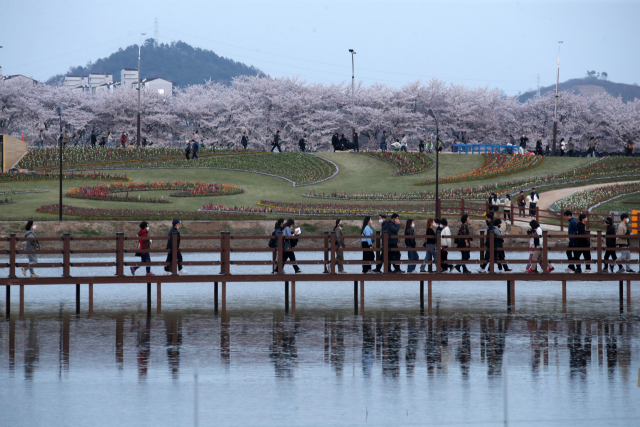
[1,253,639,426]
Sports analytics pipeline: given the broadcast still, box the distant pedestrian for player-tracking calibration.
[492,219,511,272]
[517,190,526,218]
[90,131,97,147]
[332,133,340,152]
[192,138,200,159]
[400,134,408,152]
[353,131,359,152]
[107,132,113,148]
[588,137,596,157]
[99,137,106,147]
[21,221,40,278]
[132,221,154,276]
[419,218,437,273]
[574,214,592,273]
[604,217,617,273]
[62,131,69,147]
[404,218,418,273]
[626,138,634,157]
[339,134,348,150]
[120,132,127,148]
[299,135,307,152]
[426,139,433,153]
[439,218,452,273]
[418,139,425,153]
[488,192,500,213]
[508,134,516,146]
[185,140,192,160]
[567,137,575,156]
[477,212,495,273]
[164,219,185,275]
[519,134,528,151]
[564,210,578,273]
[277,219,301,273]
[334,219,346,273]
[241,131,248,150]
[525,220,554,273]
[194,130,200,145]
[437,138,443,152]
[38,130,45,148]
[373,213,389,273]
[387,213,403,273]
[271,130,283,153]
[380,131,388,152]
[361,216,375,273]
[616,213,634,273]
[560,138,566,156]
[529,188,539,218]
[454,214,472,274]
[535,138,543,156]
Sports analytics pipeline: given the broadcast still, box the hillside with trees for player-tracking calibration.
[46,39,265,87]
[519,72,640,103]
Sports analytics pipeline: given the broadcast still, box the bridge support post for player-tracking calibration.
[214,282,218,315]
[428,281,432,316]
[75,284,80,316]
[420,281,424,312]
[620,280,624,313]
[157,283,162,315]
[354,281,358,315]
[147,283,151,316]
[285,281,289,314]
[291,281,296,314]
[562,281,567,313]
[19,285,24,320]
[88,284,93,318]
[360,281,364,315]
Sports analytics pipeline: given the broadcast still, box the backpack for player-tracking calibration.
[268,230,277,248]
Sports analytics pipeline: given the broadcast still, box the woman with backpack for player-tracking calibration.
[22,221,40,278]
[361,216,375,274]
[279,218,301,274]
[404,218,418,273]
[131,221,154,276]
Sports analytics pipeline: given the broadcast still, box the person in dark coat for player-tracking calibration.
[477,212,494,272]
[192,138,200,159]
[373,214,388,273]
[90,131,97,147]
[185,140,192,160]
[271,130,282,152]
[404,218,418,273]
[164,219,185,274]
[331,133,340,152]
[387,213,404,273]
[535,138,543,156]
[564,210,578,272]
[339,134,348,150]
[574,214,592,273]
[418,139,425,153]
[603,217,617,273]
[519,134,528,151]
[241,131,248,150]
[455,214,472,274]
[298,135,306,152]
[353,132,359,152]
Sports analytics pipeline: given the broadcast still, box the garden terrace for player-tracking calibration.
[358,151,433,175]
[552,182,640,212]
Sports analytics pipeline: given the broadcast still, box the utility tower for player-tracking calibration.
[536,74,541,97]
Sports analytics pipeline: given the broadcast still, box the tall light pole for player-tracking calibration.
[427,108,440,218]
[552,41,563,156]
[137,33,146,148]
[349,49,356,136]
[55,106,63,221]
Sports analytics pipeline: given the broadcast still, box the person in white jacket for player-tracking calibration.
[529,188,539,218]
[440,218,452,273]
[526,220,555,273]
[400,134,408,152]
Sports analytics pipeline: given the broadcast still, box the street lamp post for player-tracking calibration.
[427,108,440,218]
[349,49,356,136]
[552,41,563,156]
[55,106,63,221]
[137,33,146,148]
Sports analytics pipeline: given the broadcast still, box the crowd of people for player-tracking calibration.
[16,210,636,278]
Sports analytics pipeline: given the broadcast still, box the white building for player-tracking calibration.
[133,77,173,96]
[64,76,88,88]
[94,81,121,93]
[2,74,38,84]
[88,73,113,91]
[120,68,138,89]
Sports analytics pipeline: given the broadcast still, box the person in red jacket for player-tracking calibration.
[131,221,154,276]
[121,132,127,148]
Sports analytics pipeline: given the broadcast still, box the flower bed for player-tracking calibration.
[19,146,258,170]
[0,171,131,184]
[417,153,543,185]
[66,181,243,203]
[0,189,50,195]
[305,158,640,201]
[551,182,640,213]
[0,197,15,206]
[359,151,434,175]
[37,204,264,219]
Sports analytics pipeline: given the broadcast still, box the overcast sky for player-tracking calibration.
[1,0,638,94]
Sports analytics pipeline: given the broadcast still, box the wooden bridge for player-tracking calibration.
[1,230,636,319]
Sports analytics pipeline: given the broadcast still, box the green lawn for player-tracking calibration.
[0,153,603,220]
[592,193,640,214]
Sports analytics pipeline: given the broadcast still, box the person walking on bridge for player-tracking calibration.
[454,214,472,274]
[387,214,404,273]
[492,219,512,273]
[361,216,375,274]
[603,217,618,273]
[526,220,555,274]
[477,212,495,273]
[132,221,154,276]
[164,219,186,275]
[564,211,578,273]
[22,221,40,278]
[404,218,418,273]
[617,213,634,273]
[373,214,389,273]
[334,219,346,273]
[574,214,593,273]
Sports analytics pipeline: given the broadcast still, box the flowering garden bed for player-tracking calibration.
[36,204,264,219]
[551,182,640,213]
[19,146,257,170]
[359,151,434,175]
[0,197,15,206]
[0,189,50,195]
[304,158,640,201]
[416,153,542,185]
[66,181,244,203]
[0,171,130,184]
